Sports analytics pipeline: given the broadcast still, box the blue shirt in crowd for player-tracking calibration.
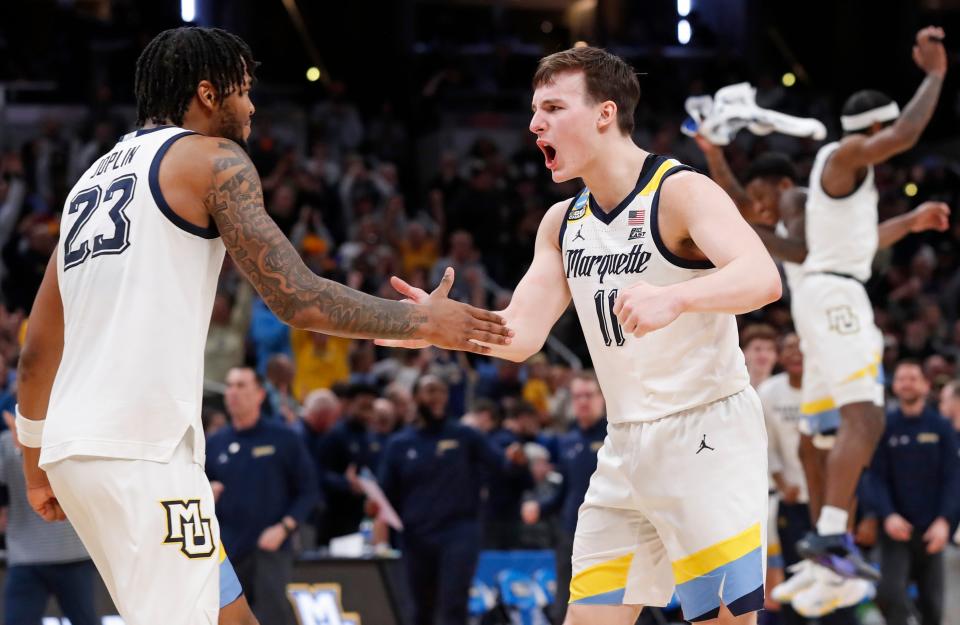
[379,419,525,536]
[539,418,607,533]
[482,427,534,522]
[867,406,960,533]
[248,299,291,375]
[316,417,375,539]
[206,418,320,560]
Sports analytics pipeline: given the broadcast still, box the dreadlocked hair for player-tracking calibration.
[134,26,259,127]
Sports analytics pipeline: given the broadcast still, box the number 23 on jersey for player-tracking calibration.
[63,174,137,270]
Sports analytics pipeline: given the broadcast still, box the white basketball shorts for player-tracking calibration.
[569,388,768,622]
[45,432,242,625]
[792,273,884,435]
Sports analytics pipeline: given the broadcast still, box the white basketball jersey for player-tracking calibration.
[802,142,878,282]
[41,126,225,468]
[560,155,749,424]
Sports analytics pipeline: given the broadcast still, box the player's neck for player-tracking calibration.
[144,115,214,136]
[581,141,648,213]
[788,373,802,388]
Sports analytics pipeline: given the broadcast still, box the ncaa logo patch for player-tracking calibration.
[568,191,589,221]
[287,583,361,625]
[160,499,216,559]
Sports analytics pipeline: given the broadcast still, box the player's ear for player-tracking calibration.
[597,100,618,131]
[196,80,218,112]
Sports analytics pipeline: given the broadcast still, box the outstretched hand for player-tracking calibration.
[376,268,514,354]
[908,201,950,233]
[913,26,947,78]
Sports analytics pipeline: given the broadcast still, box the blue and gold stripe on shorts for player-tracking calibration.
[672,523,764,622]
[568,552,634,605]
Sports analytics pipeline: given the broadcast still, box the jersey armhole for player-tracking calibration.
[557,190,587,248]
[149,131,220,240]
[819,147,870,201]
[649,166,715,270]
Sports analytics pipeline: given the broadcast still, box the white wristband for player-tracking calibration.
[15,406,44,448]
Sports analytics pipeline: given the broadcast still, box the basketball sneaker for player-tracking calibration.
[796,531,880,581]
[770,560,817,603]
[791,576,875,618]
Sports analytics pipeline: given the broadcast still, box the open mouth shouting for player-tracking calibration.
[537,139,558,170]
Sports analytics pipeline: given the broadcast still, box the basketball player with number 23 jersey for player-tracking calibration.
[14,27,511,625]
[380,48,782,625]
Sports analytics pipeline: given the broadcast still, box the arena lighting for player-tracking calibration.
[677,0,691,17]
[678,20,691,45]
[574,40,589,48]
[782,72,797,87]
[306,66,321,82]
[541,20,554,34]
[904,182,918,197]
[180,0,195,22]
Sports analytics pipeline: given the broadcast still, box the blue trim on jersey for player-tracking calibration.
[649,165,715,270]
[119,125,175,142]
[149,131,221,239]
[589,153,659,226]
[220,553,243,608]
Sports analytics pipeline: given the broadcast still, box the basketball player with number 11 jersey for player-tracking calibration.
[381,47,782,625]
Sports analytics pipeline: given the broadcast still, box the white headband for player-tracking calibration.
[841,101,900,132]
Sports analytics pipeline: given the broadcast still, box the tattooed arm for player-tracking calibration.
[160,136,510,351]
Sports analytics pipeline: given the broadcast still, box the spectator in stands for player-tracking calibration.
[379,375,527,625]
[521,352,552,424]
[248,297,291,375]
[206,367,320,625]
[505,401,557,461]
[2,218,56,313]
[385,381,417,424]
[370,397,401,470]
[204,281,253,385]
[0,154,27,288]
[938,378,960,432]
[430,230,487,306]
[316,382,379,544]
[521,371,606,622]
[264,353,300,425]
[741,323,779,388]
[290,329,351,401]
[868,360,960,625]
[469,399,534,550]
[0,412,96,625]
[396,221,440,277]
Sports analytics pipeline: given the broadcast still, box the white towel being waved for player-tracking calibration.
[681,82,827,146]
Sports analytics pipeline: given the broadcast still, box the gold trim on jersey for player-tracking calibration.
[639,159,680,197]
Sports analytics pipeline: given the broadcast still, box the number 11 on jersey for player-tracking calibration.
[594,288,626,346]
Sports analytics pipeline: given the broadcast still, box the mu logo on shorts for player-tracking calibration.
[826,305,861,335]
[160,499,216,559]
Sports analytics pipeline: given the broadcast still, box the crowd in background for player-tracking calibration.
[1,50,960,624]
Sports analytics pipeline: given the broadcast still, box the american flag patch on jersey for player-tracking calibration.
[628,209,645,225]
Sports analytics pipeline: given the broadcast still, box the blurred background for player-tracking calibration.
[0,1,959,624]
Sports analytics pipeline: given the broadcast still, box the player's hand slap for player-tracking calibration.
[613,280,684,338]
[26,484,67,522]
[375,267,514,354]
